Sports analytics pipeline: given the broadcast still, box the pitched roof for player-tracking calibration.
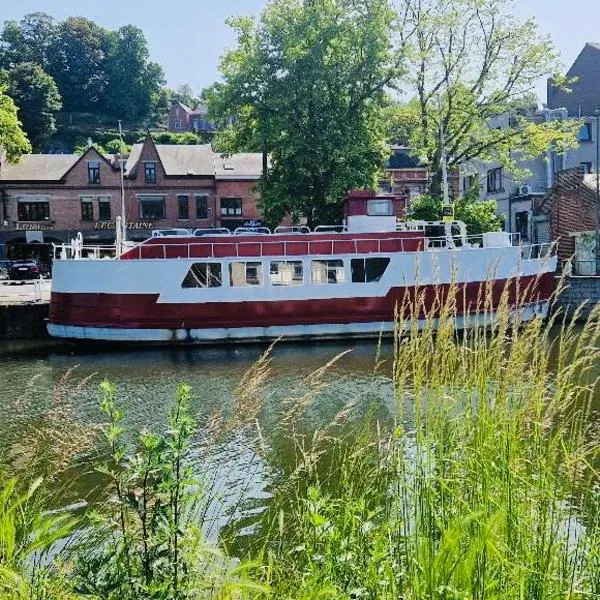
[213,152,265,179]
[125,143,215,177]
[174,100,193,114]
[0,154,80,181]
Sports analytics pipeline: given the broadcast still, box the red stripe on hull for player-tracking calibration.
[48,273,555,330]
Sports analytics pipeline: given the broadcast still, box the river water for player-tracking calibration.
[0,339,396,538]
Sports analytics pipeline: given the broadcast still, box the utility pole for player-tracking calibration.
[118,120,127,246]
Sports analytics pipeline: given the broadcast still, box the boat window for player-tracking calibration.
[181,263,222,288]
[367,199,393,216]
[351,257,390,283]
[229,261,263,286]
[311,260,345,284]
[270,261,303,286]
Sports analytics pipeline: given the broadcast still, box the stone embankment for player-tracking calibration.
[553,276,600,321]
[0,280,50,340]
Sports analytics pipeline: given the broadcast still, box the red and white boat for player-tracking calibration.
[47,195,557,344]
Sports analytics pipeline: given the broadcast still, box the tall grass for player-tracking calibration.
[2,276,600,599]
[255,279,600,599]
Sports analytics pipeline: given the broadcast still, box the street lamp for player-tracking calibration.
[596,109,600,275]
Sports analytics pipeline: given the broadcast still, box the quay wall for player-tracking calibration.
[0,303,49,340]
[553,276,600,321]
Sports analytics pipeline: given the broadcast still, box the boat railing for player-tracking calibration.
[52,233,555,261]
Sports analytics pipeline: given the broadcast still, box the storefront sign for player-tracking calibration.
[94,221,155,230]
[14,222,54,231]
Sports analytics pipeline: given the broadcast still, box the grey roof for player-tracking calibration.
[125,143,215,177]
[0,154,80,181]
[213,152,265,179]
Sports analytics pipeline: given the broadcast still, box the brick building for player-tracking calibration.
[536,167,600,273]
[167,101,213,133]
[0,136,263,260]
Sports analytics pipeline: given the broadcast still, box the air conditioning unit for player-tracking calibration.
[519,185,532,196]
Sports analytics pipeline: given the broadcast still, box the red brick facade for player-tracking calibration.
[0,139,262,254]
[538,168,598,262]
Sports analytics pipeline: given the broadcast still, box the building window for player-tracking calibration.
[220,197,242,216]
[177,195,189,220]
[80,196,94,221]
[229,261,263,287]
[487,167,503,193]
[139,196,166,220]
[182,263,222,288]
[581,162,593,174]
[98,197,111,221]
[351,258,390,283]
[174,119,182,130]
[270,261,303,286]
[367,199,393,216]
[18,201,50,221]
[196,195,208,219]
[192,118,199,130]
[144,162,157,184]
[463,175,476,191]
[578,123,592,142]
[88,161,100,184]
[311,260,345,284]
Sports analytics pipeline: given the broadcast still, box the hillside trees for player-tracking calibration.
[209,0,401,227]
[6,62,62,150]
[0,13,165,123]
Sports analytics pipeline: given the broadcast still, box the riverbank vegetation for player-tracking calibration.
[2,283,600,598]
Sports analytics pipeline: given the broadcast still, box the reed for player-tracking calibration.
[255,278,600,599]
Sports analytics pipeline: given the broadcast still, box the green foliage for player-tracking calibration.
[72,381,263,599]
[409,184,503,235]
[255,288,600,599]
[45,17,109,112]
[1,13,165,123]
[0,475,78,599]
[148,131,212,145]
[103,25,165,120]
[210,0,398,227]
[7,62,62,151]
[0,85,31,161]
[397,0,580,192]
[0,13,56,71]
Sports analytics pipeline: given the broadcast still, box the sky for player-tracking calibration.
[1,0,599,102]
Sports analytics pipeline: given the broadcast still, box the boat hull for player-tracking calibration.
[47,245,557,344]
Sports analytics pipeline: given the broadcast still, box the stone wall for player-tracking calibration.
[554,275,600,320]
[0,303,49,339]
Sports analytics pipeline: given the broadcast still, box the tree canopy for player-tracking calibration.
[0,13,164,122]
[5,62,62,151]
[209,0,400,227]
[396,0,579,192]
[0,86,32,162]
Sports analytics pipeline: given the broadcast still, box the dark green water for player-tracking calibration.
[0,340,396,533]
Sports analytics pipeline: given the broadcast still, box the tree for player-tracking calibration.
[210,0,400,227]
[409,181,503,235]
[0,13,56,70]
[172,84,199,109]
[7,62,61,151]
[0,86,32,162]
[397,0,579,194]
[45,17,110,112]
[103,25,164,120]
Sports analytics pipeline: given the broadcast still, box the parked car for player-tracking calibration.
[6,260,42,281]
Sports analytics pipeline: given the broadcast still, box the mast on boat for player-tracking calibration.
[118,120,127,251]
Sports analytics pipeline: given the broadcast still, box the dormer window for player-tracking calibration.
[367,199,393,216]
[88,161,100,184]
[144,162,157,184]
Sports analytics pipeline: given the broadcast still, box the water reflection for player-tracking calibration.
[0,340,396,528]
